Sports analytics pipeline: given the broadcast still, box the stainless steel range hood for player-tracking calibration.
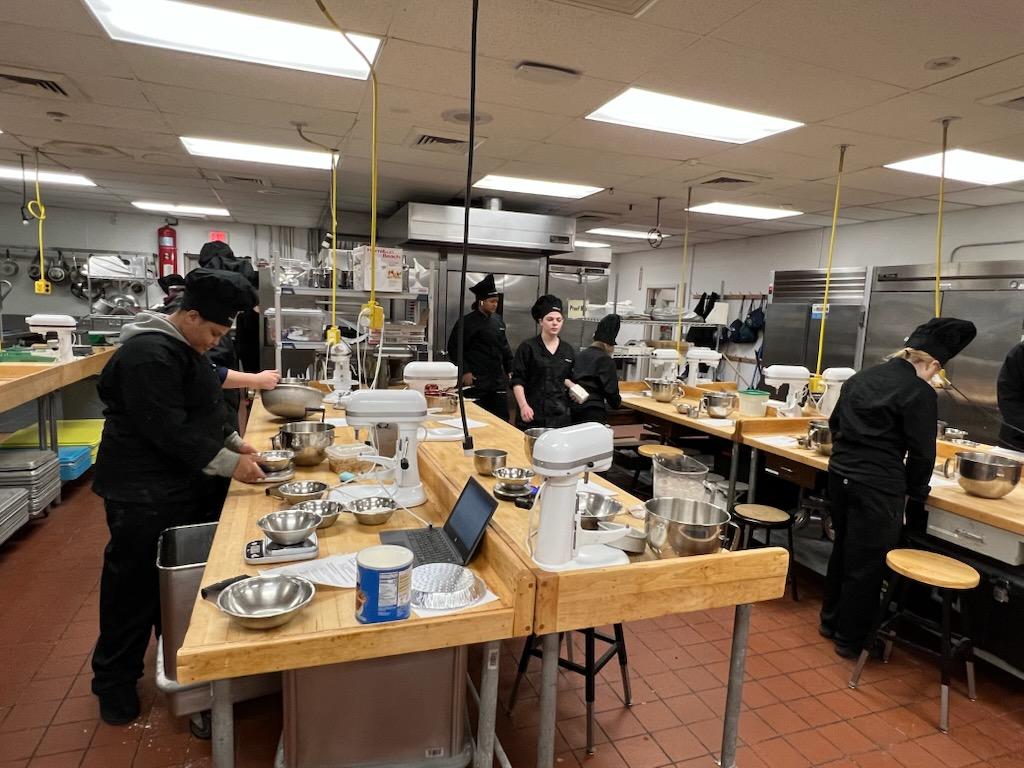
[382,202,575,254]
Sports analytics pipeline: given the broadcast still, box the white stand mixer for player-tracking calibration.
[815,367,856,417]
[649,349,681,381]
[530,423,631,572]
[763,364,812,417]
[344,389,428,507]
[27,314,77,363]
[685,347,722,387]
[403,361,458,393]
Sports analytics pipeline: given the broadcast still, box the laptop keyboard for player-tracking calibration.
[403,529,460,565]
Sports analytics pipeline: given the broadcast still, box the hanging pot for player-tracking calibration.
[0,250,18,278]
[46,252,68,284]
[27,261,42,281]
[70,281,88,300]
[68,256,83,283]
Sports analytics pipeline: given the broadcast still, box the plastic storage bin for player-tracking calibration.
[264,308,326,344]
[652,454,710,501]
[737,389,770,417]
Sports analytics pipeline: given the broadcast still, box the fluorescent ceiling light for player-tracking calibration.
[688,202,802,220]
[574,240,610,248]
[473,174,602,199]
[181,137,334,170]
[587,87,803,144]
[885,149,1024,185]
[133,201,230,217]
[82,0,381,80]
[0,166,95,186]
[586,227,669,240]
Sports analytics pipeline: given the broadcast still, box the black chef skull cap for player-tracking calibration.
[198,240,234,263]
[594,314,621,346]
[531,294,564,321]
[904,317,977,366]
[182,267,259,327]
[157,273,185,294]
[470,274,499,299]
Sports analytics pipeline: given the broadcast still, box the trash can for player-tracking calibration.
[157,522,280,726]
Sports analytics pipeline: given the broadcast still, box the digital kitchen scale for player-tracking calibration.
[244,533,319,564]
[493,483,536,502]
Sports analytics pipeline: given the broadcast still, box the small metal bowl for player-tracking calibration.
[217,575,315,630]
[346,496,397,525]
[492,466,533,489]
[473,449,508,476]
[257,450,295,472]
[257,510,322,545]
[577,493,623,530]
[266,480,328,505]
[292,500,345,529]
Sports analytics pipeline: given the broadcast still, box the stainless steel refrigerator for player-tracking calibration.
[547,264,610,351]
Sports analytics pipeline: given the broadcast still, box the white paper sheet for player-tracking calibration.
[260,553,358,588]
[697,418,735,429]
[437,417,488,429]
[412,589,499,618]
[757,435,799,447]
[425,427,464,442]
[929,473,961,489]
[620,392,648,400]
[578,480,617,497]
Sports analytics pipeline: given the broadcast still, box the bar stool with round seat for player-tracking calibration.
[637,444,683,460]
[849,548,980,733]
[732,503,799,600]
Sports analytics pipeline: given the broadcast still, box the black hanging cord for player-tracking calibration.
[19,154,29,223]
[455,0,480,454]
[941,380,1024,439]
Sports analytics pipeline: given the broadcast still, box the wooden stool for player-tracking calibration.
[849,549,980,733]
[507,626,631,754]
[733,504,799,601]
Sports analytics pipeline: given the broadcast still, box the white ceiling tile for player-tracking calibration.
[841,167,974,198]
[0,0,105,36]
[749,219,823,231]
[865,198,975,214]
[838,206,914,221]
[0,22,128,77]
[712,0,1024,89]
[634,0,762,35]
[754,125,935,168]
[933,187,1024,206]
[697,145,843,182]
[343,139,506,175]
[788,213,862,227]
[194,0,398,35]
[517,144,680,177]
[711,224,783,236]
[769,181,903,207]
[922,54,1024,103]
[545,118,724,161]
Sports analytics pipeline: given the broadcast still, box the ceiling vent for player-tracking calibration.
[573,211,611,226]
[406,127,485,155]
[0,66,83,100]
[995,95,1024,112]
[551,0,662,16]
[221,174,272,187]
[978,86,1024,111]
[693,171,770,192]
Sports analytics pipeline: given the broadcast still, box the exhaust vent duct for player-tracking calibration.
[0,66,83,99]
[406,127,485,155]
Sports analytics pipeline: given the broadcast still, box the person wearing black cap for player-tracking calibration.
[570,314,623,425]
[511,294,576,429]
[197,240,261,375]
[997,341,1024,452]
[90,268,268,725]
[446,274,514,420]
[821,317,977,659]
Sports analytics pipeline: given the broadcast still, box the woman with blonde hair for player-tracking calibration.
[820,317,976,658]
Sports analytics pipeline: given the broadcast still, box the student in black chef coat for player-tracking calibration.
[997,341,1024,452]
[447,274,514,420]
[821,317,976,658]
[90,268,268,726]
[571,314,622,425]
[511,294,575,429]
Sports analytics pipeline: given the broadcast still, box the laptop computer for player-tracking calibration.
[379,476,498,566]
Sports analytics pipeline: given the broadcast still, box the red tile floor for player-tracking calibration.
[2,479,1024,767]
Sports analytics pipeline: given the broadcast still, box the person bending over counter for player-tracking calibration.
[997,340,1024,452]
[571,314,622,425]
[511,294,575,429]
[821,317,976,659]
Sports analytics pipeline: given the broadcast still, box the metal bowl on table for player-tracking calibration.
[266,480,329,505]
[645,378,680,403]
[523,428,550,463]
[271,421,335,466]
[644,497,732,557]
[702,391,736,419]
[261,383,325,420]
[256,450,295,472]
[346,496,397,525]
[473,449,507,476]
[807,420,833,456]
[217,575,315,630]
[425,392,458,414]
[943,451,1022,499]
[577,493,623,530]
[492,466,534,490]
[293,499,345,529]
[257,509,323,545]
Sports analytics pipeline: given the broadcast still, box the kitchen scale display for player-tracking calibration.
[244,532,319,564]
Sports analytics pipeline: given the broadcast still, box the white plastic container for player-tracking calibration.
[737,389,770,417]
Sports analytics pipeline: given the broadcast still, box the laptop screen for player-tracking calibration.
[443,476,498,563]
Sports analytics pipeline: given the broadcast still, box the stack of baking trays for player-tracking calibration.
[0,450,60,518]
[0,488,30,547]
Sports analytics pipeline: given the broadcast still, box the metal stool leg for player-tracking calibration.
[959,597,977,701]
[940,591,953,733]
[565,632,575,664]
[584,629,596,754]
[612,623,631,705]
[850,573,902,688]
[787,523,799,602]
[507,634,536,713]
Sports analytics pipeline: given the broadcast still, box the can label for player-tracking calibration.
[355,545,413,623]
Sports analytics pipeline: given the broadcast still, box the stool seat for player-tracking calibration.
[638,444,683,459]
[734,503,790,525]
[886,549,980,590]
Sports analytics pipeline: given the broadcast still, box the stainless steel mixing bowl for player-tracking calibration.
[807,420,833,456]
[645,378,680,403]
[216,575,315,630]
[644,497,731,557]
[271,421,335,466]
[346,496,397,525]
[261,383,325,420]
[702,391,736,418]
[256,509,323,545]
[523,428,550,463]
[256,450,295,472]
[293,499,345,528]
[266,480,328,505]
[473,449,507,476]
[492,466,534,489]
[577,492,624,530]
[943,451,1022,499]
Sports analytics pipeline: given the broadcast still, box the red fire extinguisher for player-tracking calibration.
[157,224,177,277]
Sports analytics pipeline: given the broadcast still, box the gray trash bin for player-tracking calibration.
[157,522,280,720]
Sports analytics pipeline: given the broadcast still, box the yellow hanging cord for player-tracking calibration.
[675,187,692,355]
[811,144,848,392]
[315,1,382,329]
[934,118,951,319]
[326,151,340,344]
[27,150,50,295]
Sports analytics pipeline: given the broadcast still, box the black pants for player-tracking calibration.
[91,498,211,695]
[571,404,608,425]
[820,473,904,649]
[469,389,509,422]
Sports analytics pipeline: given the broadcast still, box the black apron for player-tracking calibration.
[511,335,575,429]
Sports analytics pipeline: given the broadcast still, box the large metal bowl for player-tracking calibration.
[293,499,344,528]
[645,378,680,403]
[257,509,323,545]
[272,421,335,466]
[944,451,1022,499]
[346,496,397,525]
[523,428,550,463]
[266,480,328,505]
[702,391,735,418]
[261,383,325,420]
[644,497,731,557]
[577,493,623,530]
[425,393,458,414]
[473,449,507,476]
[807,420,833,456]
[217,575,315,630]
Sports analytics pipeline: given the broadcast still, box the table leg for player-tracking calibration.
[37,397,48,450]
[720,603,752,768]
[50,393,62,504]
[747,447,759,504]
[536,633,560,768]
[474,641,500,768]
[726,441,740,512]
[211,680,234,768]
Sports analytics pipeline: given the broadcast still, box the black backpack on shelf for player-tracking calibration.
[727,298,761,345]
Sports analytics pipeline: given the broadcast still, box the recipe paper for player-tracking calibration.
[757,435,800,447]
[261,553,358,588]
[437,417,488,430]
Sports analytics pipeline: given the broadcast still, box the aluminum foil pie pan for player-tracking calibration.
[410,563,486,611]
